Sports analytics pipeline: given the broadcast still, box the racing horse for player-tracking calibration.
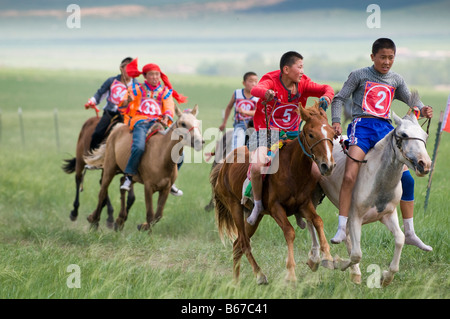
[210,102,336,284]
[319,111,431,286]
[62,115,135,228]
[84,105,204,231]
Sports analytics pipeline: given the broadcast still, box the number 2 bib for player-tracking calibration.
[269,101,299,131]
[362,81,396,119]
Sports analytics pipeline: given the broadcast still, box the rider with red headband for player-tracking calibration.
[119,59,188,194]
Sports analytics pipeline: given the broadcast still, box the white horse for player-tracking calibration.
[318,112,431,286]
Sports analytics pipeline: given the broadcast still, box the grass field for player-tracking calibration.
[0,67,449,301]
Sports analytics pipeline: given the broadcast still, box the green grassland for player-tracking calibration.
[0,67,449,300]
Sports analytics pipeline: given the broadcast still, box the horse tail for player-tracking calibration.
[62,157,76,174]
[210,163,237,243]
[83,144,106,168]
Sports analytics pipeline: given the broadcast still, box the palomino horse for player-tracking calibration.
[62,116,135,228]
[84,105,204,231]
[319,112,431,286]
[211,102,336,284]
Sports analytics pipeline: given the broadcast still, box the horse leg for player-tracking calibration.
[270,202,297,283]
[105,195,114,229]
[86,167,115,229]
[137,181,155,232]
[343,231,362,284]
[380,209,405,287]
[231,201,267,285]
[126,184,136,214]
[306,221,321,272]
[114,176,129,231]
[153,187,170,224]
[338,214,363,274]
[303,202,334,269]
[69,171,83,221]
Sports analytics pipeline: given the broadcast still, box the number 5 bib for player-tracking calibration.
[362,81,396,119]
[269,101,299,131]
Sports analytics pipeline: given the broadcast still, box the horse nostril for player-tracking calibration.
[320,163,329,173]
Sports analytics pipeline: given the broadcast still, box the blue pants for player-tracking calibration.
[401,170,415,201]
[124,120,154,175]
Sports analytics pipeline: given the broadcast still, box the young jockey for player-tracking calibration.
[246,51,334,225]
[120,59,187,195]
[85,57,136,150]
[219,72,259,150]
[330,38,433,251]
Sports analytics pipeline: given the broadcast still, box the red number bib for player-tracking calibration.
[362,81,396,119]
[109,80,128,105]
[138,98,161,116]
[269,101,299,131]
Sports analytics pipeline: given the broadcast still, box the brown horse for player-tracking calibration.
[210,102,336,284]
[84,105,204,231]
[62,116,135,228]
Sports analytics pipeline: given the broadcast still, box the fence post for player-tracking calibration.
[54,108,60,152]
[18,107,25,147]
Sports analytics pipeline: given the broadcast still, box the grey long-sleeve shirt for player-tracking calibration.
[331,65,424,124]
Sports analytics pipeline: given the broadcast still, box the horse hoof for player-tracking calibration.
[69,213,77,222]
[106,219,114,229]
[306,259,320,272]
[381,270,394,287]
[114,222,124,232]
[350,273,362,284]
[137,223,150,232]
[321,259,334,270]
[256,273,268,285]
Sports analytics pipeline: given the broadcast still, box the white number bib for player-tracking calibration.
[109,80,128,105]
[138,98,161,116]
[362,81,396,119]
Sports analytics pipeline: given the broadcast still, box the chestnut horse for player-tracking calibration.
[210,102,336,284]
[62,116,135,228]
[84,106,204,231]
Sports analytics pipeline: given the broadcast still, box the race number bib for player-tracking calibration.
[138,98,162,116]
[235,99,256,121]
[362,81,396,119]
[109,80,128,105]
[269,101,299,131]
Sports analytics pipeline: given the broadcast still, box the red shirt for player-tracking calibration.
[251,70,334,131]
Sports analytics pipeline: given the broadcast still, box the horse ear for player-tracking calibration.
[392,112,402,126]
[294,103,302,115]
[175,106,182,117]
[298,103,310,121]
[191,104,199,116]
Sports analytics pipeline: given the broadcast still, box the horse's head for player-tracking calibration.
[174,104,204,151]
[298,101,335,176]
[392,112,431,176]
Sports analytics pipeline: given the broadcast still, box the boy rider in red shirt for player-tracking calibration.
[246,51,334,225]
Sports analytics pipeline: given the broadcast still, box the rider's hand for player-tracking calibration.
[421,106,433,119]
[84,97,96,109]
[265,89,275,102]
[319,96,330,110]
[332,122,342,137]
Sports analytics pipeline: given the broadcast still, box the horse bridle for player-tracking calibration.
[392,128,427,162]
[297,120,333,161]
